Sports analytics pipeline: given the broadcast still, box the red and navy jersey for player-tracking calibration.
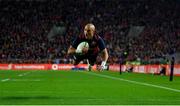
[71,34,106,55]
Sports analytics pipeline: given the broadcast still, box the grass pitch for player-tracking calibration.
[0,70,180,105]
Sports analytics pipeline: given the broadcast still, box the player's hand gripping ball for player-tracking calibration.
[76,42,89,54]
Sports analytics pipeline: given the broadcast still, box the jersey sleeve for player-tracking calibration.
[98,37,106,51]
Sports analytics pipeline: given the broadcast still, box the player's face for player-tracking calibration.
[84,24,95,39]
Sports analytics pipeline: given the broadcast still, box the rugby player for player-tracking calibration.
[67,23,109,71]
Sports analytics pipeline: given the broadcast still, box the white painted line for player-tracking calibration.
[1,78,10,82]
[1,71,36,82]
[11,79,41,82]
[18,71,32,77]
[83,72,180,93]
[1,78,41,82]
[18,74,23,77]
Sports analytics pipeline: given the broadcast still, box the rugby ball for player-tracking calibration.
[76,42,89,53]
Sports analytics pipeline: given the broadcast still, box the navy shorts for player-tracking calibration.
[73,53,97,66]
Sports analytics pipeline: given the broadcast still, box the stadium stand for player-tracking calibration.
[0,0,179,64]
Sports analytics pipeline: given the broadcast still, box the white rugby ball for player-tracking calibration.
[76,42,89,53]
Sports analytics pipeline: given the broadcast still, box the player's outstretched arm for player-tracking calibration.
[67,45,76,55]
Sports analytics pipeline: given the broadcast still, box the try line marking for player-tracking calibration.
[82,71,180,93]
[1,71,35,82]
[1,78,10,82]
[18,71,32,77]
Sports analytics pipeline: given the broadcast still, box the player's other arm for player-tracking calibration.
[101,48,109,63]
[98,38,109,62]
[98,37,109,70]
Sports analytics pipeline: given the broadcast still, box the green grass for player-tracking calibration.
[0,70,180,105]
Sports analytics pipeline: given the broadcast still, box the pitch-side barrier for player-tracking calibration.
[0,64,179,76]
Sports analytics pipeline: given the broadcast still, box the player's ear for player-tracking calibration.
[84,30,87,35]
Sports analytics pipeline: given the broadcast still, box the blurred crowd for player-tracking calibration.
[0,0,179,64]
